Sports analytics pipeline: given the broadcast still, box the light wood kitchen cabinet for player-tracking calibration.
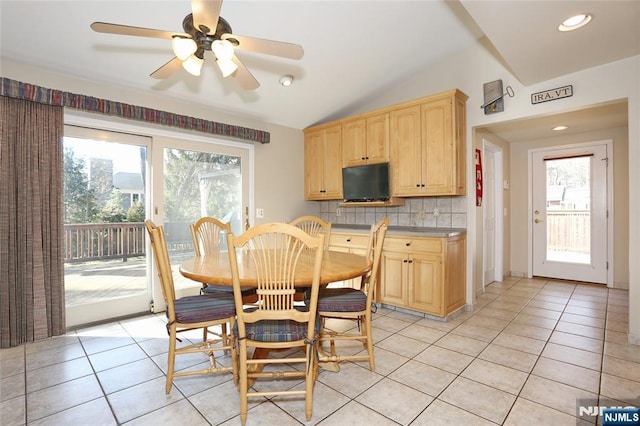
[331,229,466,317]
[342,112,390,167]
[304,123,342,200]
[380,233,466,317]
[304,88,467,201]
[390,89,467,196]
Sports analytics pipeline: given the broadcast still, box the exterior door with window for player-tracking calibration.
[531,143,609,284]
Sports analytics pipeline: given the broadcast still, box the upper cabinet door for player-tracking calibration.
[304,124,343,200]
[322,125,343,199]
[304,129,326,199]
[342,118,367,168]
[365,113,390,165]
[422,97,454,195]
[390,105,423,196]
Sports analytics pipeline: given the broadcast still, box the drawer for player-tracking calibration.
[383,236,443,254]
[329,233,370,249]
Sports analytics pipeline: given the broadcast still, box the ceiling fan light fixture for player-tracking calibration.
[559,13,592,31]
[279,74,294,87]
[182,54,204,76]
[211,39,235,61]
[217,59,238,78]
[171,36,197,60]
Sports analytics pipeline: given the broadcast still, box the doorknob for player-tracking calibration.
[534,218,543,223]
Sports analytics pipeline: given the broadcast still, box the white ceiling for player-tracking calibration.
[1,0,638,135]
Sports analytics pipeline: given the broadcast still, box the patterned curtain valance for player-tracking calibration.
[0,77,270,144]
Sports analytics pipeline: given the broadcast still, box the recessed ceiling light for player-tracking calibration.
[279,75,294,87]
[553,125,569,131]
[559,13,592,31]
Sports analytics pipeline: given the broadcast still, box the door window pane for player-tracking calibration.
[545,156,591,264]
[63,136,148,308]
[163,148,242,287]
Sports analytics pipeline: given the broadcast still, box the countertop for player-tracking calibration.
[332,224,466,237]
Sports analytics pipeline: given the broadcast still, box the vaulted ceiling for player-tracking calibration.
[1,1,638,136]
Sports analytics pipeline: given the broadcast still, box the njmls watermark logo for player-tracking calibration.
[578,399,640,425]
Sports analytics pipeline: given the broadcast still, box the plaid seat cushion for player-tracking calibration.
[202,283,257,298]
[234,314,321,342]
[318,288,367,312]
[173,294,236,323]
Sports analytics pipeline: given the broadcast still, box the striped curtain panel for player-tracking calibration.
[0,96,66,348]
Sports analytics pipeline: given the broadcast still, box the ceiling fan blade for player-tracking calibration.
[150,57,183,79]
[91,22,188,39]
[191,0,222,34]
[231,56,260,90]
[222,34,304,60]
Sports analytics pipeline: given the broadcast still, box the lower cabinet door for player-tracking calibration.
[380,251,408,306]
[407,253,443,315]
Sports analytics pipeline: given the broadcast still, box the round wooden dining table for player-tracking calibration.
[180,249,369,374]
[179,249,371,287]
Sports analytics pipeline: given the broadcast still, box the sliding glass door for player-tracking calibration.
[63,124,252,325]
[63,125,151,327]
[152,138,250,295]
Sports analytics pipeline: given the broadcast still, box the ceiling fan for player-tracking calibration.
[90,0,304,90]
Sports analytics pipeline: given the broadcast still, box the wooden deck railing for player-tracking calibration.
[63,221,195,263]
[63,223,146,262]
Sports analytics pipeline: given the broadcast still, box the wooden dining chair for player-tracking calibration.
[290,215,332,249]
[145,220,237,393]
[226,223,325,426]
[190,216,257,341]
[317,216,388,372]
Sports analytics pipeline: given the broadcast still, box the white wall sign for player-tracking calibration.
[531,85,573,104]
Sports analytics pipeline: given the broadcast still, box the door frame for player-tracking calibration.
[527,140,614,286]
[482,140,504,290]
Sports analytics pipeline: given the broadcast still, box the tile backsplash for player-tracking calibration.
[316,197,467,229]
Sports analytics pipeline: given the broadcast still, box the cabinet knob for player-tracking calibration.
[361,157,366,160]
[408,260,413,263]
[421,184,425,187]
[403,259,408,263]
[405,242,411,246]
[416,184,421,187]
[346,238,351,242]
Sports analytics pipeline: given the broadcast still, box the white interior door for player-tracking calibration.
[483,141,504,288]
[531,143,608,283]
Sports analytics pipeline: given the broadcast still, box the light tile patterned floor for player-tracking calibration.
[2,277,639,425]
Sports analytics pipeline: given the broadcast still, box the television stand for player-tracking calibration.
[339,197,405,207]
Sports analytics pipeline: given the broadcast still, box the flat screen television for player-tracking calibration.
[342,162,390,202]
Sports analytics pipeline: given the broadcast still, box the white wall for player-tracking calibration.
[350,40,640,344]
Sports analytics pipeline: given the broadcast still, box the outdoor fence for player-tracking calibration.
[546,210,590,254]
